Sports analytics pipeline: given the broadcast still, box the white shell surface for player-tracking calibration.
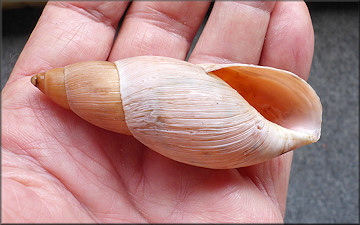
[114,56,322,169]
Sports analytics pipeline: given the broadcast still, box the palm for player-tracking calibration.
[2,1,314,223]
[3,84,289,222]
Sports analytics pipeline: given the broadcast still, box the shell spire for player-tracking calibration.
[31,61,131,135]
[31,67,70,109]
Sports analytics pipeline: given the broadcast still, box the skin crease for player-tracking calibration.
[2,1,314,223]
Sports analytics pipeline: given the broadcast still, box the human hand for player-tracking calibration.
[2,1,314,223]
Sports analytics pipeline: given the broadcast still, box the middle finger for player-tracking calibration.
[108,1,211,61]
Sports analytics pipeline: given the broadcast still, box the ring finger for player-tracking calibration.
[188,1,275,64]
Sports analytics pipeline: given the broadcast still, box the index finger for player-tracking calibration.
[7,1,129,85]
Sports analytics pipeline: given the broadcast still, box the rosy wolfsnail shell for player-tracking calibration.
[30,56,322,169]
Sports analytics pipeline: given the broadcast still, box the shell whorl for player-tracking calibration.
[31,56,322,169]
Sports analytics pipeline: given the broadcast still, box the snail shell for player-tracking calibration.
[31,56,322,169]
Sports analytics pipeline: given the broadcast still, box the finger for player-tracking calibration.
[239,1,314,217]
[259,1,314,80]
[8,1,129,84]
[108,1,211,61]
[188,1,275,64]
